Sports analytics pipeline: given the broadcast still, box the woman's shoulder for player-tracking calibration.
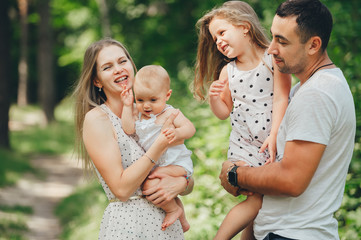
[83,106,116,141]
[84,106,110,128]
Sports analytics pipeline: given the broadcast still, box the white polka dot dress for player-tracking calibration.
[227,51,274,167]
[92,104,184,239]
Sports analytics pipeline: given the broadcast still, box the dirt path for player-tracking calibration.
[0,155,84,240]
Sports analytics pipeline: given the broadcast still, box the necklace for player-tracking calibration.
[308,62,334,79]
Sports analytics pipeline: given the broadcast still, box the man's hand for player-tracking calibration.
[219,160,254,197]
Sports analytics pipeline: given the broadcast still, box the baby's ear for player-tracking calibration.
[166,89,172,101]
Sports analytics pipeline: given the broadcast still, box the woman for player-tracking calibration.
[73,38,192,239]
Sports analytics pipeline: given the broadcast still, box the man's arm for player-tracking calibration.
[220,140,326,197]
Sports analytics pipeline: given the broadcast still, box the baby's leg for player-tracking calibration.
[175,197,190,232]
[142,177,184,231]
[214,193,262,240]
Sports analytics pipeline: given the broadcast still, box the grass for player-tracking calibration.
[55,181,107,240]
[0,148,33,187]
[0,97,76,239]
[0,205,32,240]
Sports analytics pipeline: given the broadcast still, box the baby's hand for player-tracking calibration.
[259,134,277,163]
[120,86,134,106]
[162,128,177,144]
[209,79,226,98]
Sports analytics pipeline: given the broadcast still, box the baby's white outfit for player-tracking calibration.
[227,51,274,167]
[135,104,193,176]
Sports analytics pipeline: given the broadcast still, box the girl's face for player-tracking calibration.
[94,45,135,96]
[209,16,248,59]
[134,80,171,118]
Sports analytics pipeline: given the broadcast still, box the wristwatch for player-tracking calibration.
[227,165,239,187]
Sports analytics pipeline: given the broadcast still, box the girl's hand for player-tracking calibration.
[209,79,226,98]
[259,134,277,163]
[120,86,134,106]
[142,172,187,207]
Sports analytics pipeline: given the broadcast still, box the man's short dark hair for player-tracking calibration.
[276,0,333,52]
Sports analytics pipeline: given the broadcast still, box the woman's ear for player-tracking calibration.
[93,78,102,89]
[307,36,322,56]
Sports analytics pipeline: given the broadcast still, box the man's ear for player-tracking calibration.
[166,89,172,101]
[307,36,322,56]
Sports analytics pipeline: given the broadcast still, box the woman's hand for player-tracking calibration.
[142,172,187,207]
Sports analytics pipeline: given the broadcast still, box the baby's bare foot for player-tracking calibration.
[161,207,183,231]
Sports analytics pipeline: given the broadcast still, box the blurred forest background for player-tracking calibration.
[0,0,360,239]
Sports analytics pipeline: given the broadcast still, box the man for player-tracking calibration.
[219,0,356,239]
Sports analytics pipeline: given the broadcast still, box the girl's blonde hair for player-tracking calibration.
[193,1,270,100]
[73,38,136,174]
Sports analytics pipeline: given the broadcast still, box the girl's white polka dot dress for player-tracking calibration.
[227,51,274,167]
[92,104,184,239]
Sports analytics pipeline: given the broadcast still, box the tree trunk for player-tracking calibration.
[0,0,12,148]
[95,0,111,37]
[17,0,29,106]
[37,0,55,124]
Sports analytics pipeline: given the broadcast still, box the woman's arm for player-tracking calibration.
[259,66,291,162]
[83,108,174,201]
[209,66,233,120]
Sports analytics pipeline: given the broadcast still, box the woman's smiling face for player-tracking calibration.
[94,45,135,95]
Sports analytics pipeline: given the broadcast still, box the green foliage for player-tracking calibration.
[0,148,33,187]
[0,205,31,240]
[55,181,107,240]
[9,98,75,155]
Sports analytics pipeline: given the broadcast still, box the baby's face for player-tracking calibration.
[134,80,170,118]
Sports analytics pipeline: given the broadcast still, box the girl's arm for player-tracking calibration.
[83,108,175,202]
[209,65,233,120]
[260,65,291,162]
[120,87,136,134]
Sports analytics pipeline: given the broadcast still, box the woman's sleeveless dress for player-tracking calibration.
[227,51,274,166]
[135,104,193,176]
[93,104,184,239]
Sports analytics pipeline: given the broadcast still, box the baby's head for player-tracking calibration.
[134,65,172,117]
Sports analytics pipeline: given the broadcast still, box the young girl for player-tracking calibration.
[121,65,195,232]
[194,1,291,239]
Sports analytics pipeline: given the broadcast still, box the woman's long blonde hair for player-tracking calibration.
[193,1,270,100]
[73,38,136,174]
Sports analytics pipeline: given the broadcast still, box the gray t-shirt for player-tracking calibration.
[254,68,356,240]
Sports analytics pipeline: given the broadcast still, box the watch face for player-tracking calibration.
[229,171,237,185]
